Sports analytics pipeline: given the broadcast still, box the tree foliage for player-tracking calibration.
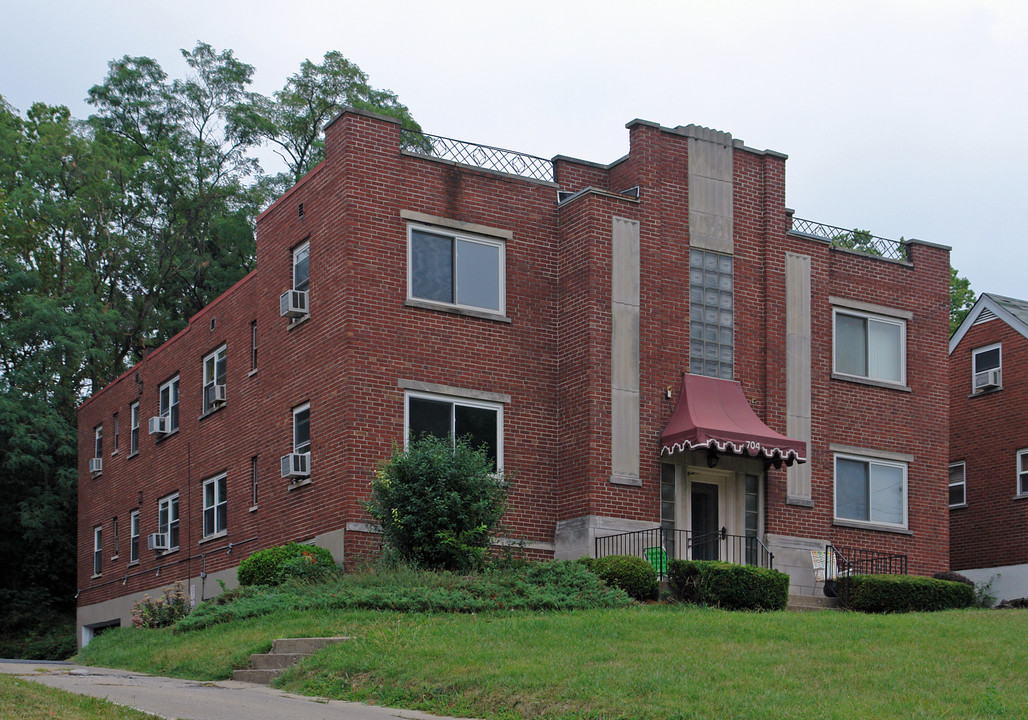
[365,436,508,572]
[0,44,421,656]
[950,266,976,334]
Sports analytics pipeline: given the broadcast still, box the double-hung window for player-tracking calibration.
[972,344,1001,392]
[129,510,140,563]
[203,473,227,537]
[250,321,258,372]
[1018,450,1028,497]
[202,345,227,412]
[833,308,905,385]
[94,426,103,460]
[293,404,311,456]
[408,225,504,314]
[293,241,310,293]
[949,462,966,508]
[130,402,140,454]
[93,526,102,576]
[112,414,119,453]
[158,494,179,550]
[159,376,180,433]
[834,453,907,529]
[406,391,503,469]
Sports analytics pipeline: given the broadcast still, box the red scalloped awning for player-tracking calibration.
[660,374,807,466]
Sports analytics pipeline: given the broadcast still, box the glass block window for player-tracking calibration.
[689,249,734,379]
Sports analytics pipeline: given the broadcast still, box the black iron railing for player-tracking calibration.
[789,217,908,262]
[825,544,908,606]
[400,129,555,183]
[595,527,774,579]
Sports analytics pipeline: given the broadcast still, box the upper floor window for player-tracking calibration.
[158,493,180,551]
[203,473,228,537]
[834,453,907,529]
[159,376,180,433]
[93,526,102,576]
[250,321,258,372]
[94,425,103,459]
[202,345,227,412]
[130,402,140,454]
[293,240,310,292]
[112,413,119,453]
[129,510,140,563]
[949,462,966,508]
[406,391,502,469]
[972,343,1001,393]
[408,225,504,314]
[833,309,905,385]
[1018,450,1028,497]
[689,249,733,379]
[293,404,311,455]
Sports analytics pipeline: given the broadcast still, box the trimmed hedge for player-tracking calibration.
[589,555,658,601]
[237,543,338,586]
[667,560,789,611]
[841,574,975,613]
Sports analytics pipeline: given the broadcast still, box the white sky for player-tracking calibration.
[3,0,1026,299]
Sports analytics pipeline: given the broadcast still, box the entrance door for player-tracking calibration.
[691,482,722,560]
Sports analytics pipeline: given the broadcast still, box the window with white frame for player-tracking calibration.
[159,376,180,433]
[129,510,140,563]
[833,309,905,384]
[406,392,502,469]
[250,321,258,371]
[202,345,227,412]
[112,414,119,453]
[203,473,227,537]
[293,241,310,292]
[834,453,907,528]
[1018,450,1028,497]
[112,516,119,557]
[93,526,102,576]
[949,462,966,508]
[158,493,179,550]
[94,425,103,459]
[130,402,140,454]
[293,404,311,455]
[972,344,1001,393]
[250,456,258,507]
[408,225,504,314]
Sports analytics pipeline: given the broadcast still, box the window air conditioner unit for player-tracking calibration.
[205,384,227,406]
[147,533,169,551]
[149,416,170,436]
[88,457,103,474]
[280,289,309,318]
[281,452,311,479]
[975,368,1001,391]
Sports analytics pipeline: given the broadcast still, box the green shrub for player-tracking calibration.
[131,582,191,628]
[364,435,508,572]
[590,555,657,601]
[667,560,788,611]
[841,574,975,613]
[237,543,337,586]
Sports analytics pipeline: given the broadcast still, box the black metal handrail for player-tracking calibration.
[825,544,908,606]
[595,526,774,579]
[400,128,554,183]
[789,217,908,262]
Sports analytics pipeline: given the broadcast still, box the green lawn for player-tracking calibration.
[77,604,1028,720]
[0,675,161,720]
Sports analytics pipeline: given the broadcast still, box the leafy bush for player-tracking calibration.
[176,562,631,632]
[667,560,788,611]
[590,555,657,601]
[841,574,975,613]
[131,582,191,628]
[237,543,337,586]
[364,435,508,572]
[932,571,974,587]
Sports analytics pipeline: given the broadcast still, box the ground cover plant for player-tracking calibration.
[75,564,1028,720]
[668,559,790,610]
[842,574,975,613]
[0,675,162,720]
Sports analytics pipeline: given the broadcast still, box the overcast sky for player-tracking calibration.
[3,0,1025,299]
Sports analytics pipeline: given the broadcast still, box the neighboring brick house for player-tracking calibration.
[949,293,1028,601]
[76,109,951,644]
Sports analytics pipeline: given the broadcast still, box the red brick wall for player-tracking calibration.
[950,319,1028,569]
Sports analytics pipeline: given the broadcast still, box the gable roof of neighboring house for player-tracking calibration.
[950,293,1028,353]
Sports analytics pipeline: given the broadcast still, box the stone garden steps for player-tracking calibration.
[232,636,350,685]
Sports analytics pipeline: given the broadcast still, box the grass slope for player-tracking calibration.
[78,602,1028,720]
[0,675,161,720]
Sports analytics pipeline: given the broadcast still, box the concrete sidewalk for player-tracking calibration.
[1,661,476,720]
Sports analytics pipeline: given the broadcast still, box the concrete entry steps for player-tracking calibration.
[786,594,840,612]
[232,636,350,684]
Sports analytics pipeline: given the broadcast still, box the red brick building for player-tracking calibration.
[949,293,1028,601]
[77,110,951,644]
